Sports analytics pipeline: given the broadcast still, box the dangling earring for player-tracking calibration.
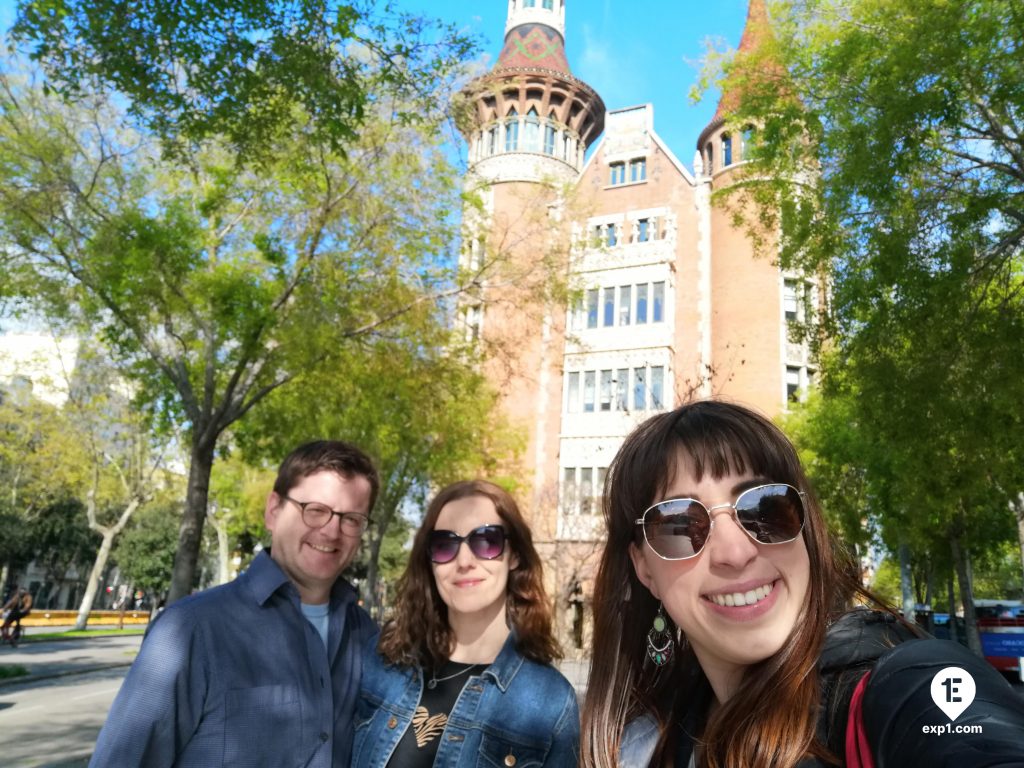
[646,603,673,666]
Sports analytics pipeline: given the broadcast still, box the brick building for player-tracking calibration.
[458,0,816,651]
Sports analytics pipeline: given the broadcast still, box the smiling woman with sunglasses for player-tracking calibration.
[582,400,1024,768]
[351,480,579,768]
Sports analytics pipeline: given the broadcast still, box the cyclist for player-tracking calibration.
[1,585,32,645]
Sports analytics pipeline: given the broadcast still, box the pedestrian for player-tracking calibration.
[351,480,579,767]
[581,400,1024,767]
[90,440,380,768]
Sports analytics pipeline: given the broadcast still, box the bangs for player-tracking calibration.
[670,406,797,488]
[610,401,802,521]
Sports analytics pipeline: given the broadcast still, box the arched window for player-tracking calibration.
[722,134,733,167]
[505,108,519,151]
[524,107,541,152]
[544,111,557,154]
[742,126,755,160]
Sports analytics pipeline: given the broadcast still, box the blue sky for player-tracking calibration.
[407,0,753,163]
[0,0,753,165]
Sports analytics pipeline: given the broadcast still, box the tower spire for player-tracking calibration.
[712,0,772,122]
[496,0,570,75]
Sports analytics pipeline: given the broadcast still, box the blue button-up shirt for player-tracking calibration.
[90,550,376,768]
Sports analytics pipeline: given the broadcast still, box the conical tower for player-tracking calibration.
[696,0,771,176]
[462,0,605,184]
[457,1,605,546]
[694,0,816,411]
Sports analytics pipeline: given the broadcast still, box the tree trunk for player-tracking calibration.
[899,540,916,625]
[168,436,216,603]
[207,507,231,586]
[74,529,116,631]
[950,530,983,656]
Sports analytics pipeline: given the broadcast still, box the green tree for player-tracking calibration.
[704,0,1024,652]
[113,501,181,600]
[0,50,488,603]
[12,0,476,163]
[235,331,522,616]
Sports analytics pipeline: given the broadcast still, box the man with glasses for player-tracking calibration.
[91,440,379,768]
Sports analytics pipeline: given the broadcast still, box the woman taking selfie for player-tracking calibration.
[582,399,1024,768]
[352,480,578,767]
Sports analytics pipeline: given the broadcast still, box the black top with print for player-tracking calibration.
[386,661,482,768]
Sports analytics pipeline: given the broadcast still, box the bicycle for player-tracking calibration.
[0,611,24,648]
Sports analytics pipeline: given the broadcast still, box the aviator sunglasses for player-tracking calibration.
[428,524,507,564]
[635,483,806,561]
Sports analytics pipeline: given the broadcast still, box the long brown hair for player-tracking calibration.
[582,400,865,768]
[378,479,561,668]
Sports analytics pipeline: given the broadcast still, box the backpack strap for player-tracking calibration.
[844,671,875,768]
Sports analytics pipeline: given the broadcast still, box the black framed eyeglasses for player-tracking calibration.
[428,525,507,564]
[282,495,369,536]
[634,483,806,561]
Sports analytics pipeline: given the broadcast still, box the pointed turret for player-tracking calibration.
[697,0,773,176]
[460,0,604,184]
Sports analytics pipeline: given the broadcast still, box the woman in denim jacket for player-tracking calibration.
[351,480,579,768]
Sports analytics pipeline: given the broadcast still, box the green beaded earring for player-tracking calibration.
[646,603,673,666]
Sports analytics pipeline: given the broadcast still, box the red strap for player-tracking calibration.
[845,672,876,768]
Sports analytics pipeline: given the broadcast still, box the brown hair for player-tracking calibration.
[273,440,380,513]
[581,400,866,768]
[378,479,561,667]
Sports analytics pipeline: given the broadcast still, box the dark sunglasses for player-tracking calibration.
[634,483,806,561]
[428,525,507,564]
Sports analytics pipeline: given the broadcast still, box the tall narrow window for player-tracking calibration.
[567,372,580,413]
[742,126,755,160]
[544,119,556,155]
[580,468,593,515]
[637,218,649,242]
[630,157,647,182]
[650,366,665,410]
[505,108,519,151]
[586,288,599,328]
[636,283,648,324]
[618,285,631,325]
[599,370,613,411]
[562,467,576,513]
[653,281,665,322]
[615,368,629,410]
[722,134,733,166]
[602,287,615,326]
[606,223,617,247]
[609,162,625,185]
[543,0,554,8]
[784,279,799,321]
[633,367,646,410]
[705,142,714,173]
[563,135,572,161]
[583,371,596,412]
[524,108,540,152]
[488,126,498,155]
[787,367,801,402]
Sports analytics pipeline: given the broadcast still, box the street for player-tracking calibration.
[0,635,141,768]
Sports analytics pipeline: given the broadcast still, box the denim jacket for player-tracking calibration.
[351,633,579,768]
